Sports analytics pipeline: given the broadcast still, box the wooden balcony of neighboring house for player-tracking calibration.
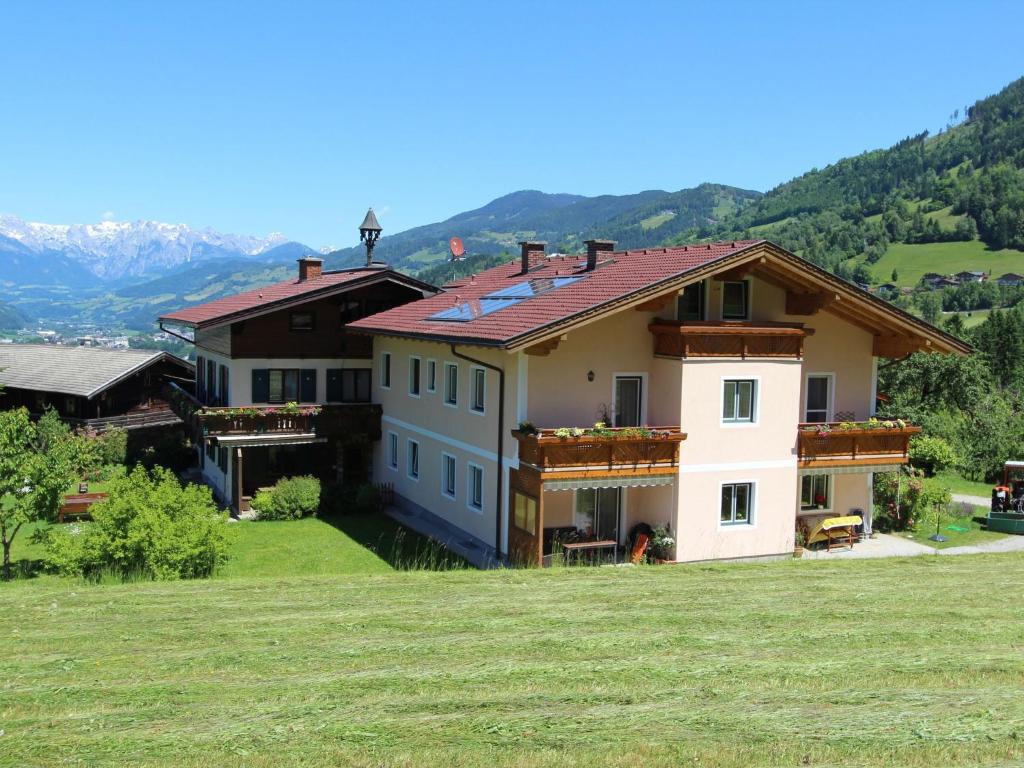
[512,426,687,480]
[58,400,183,433]
[649,320,810,359]
[164,382,382,443]
[796,420,921,469]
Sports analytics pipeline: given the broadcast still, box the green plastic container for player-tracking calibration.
[986,512,1024,534]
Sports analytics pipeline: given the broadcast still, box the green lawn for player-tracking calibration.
[220,515,465,578]
[868,240,1023,287]
[3,555,1024,766]
[899,512,1005,549]
[930,471,994,498]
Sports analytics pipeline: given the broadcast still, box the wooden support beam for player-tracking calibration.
[634,293,676,312]
[524,337,561,356]
[872,335,930,358]
[785,290,837,316]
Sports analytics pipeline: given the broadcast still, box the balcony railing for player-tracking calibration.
[649,320,808,359]
[513,426,687,474]
[165,382,382,440]
[797,421,921,466]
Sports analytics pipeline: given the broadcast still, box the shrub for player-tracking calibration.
[909,434,959,475]
[42,466,232,580]
[254,475,321,520]
[95,427,128,466]
[873,469,952,532]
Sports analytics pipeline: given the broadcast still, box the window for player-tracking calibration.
[722,280,749,320]
[205,439,216,461]
[614,375,643,427]
[426,360,437,393]
[444,362,458,406]
[290,311,315,332]
[801,475,831,511]
[268,369,300,403]
[380,352,392,389]
[218,365,229,407]
[468,463,483,512]
[721,482,754,525]
[407,439,419,480]
[207,359,216,403]
[513,492,538,535]
[340,300,362,324]
[326,369,371,402]
[196,355,206,401]
[677,280,705,321]
[723,379,756,423]
[441,453,456,499]
[409,356,421,397]
[387,432,398,470]
[217,446,228,473]
[805,374,833,423]
[470,367,486,413]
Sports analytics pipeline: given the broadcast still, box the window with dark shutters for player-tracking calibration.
[326,369,342,402]
[300,369,317,403]
[251,369,270,403]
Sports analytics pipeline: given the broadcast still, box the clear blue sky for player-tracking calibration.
[1,1,1022,249]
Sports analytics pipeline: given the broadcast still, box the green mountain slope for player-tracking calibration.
[323,185,761,273]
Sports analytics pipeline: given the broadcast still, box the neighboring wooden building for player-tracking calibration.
[0,344,194,431]
[159,257,436,510]
[997,272,1024,287]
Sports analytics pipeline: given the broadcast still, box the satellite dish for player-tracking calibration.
[449,236,465,260]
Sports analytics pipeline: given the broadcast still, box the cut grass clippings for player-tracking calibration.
[2,554,1024,766]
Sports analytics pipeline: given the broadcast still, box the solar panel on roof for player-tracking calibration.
[427,274,585,322]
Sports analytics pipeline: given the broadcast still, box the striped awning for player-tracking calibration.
[799,463,904,477]
[543,474,676,492]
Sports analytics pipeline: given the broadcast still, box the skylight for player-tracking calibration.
[428,276,584,322]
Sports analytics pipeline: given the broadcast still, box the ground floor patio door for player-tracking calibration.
[575,487,621,541]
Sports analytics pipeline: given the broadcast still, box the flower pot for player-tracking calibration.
[794,546,804,558]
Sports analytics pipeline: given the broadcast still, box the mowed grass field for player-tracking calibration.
[3,554,1024,767]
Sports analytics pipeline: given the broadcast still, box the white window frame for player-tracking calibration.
[467,462,484,513]
[441,452,457,500]
[719,480,756,528]
[380,352,392,390]
[426,359,437,393]
[408,355,421,398]
[721,376,759,427]
[407,439,420,481]
[443,362,459,408]
[800,474,832,512]
[611,372,648,427]
[386,431,398,471]
[470,366,486,415]
[804,372,835,424]
[720,279,751,321]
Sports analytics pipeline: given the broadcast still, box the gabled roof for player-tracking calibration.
[159,266,436,330]
[348,239,971,355]
[348,241,762,346]
[0,345,193,399]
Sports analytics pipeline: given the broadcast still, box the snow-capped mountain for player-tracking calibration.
[0,214,295,280]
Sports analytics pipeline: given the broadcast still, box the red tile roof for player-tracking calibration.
[347,240,765,346]
[159,268,431,328]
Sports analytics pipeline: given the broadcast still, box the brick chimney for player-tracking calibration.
[584,239,615,271]
[297,257,323,281]
[518,241,546,274]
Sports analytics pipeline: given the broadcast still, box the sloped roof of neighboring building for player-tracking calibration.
[0,345,193,399]
[159,266,436,329]
[348,241,763,345]
[348,239,971,355]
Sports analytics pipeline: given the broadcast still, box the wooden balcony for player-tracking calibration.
[649,320,808,359]
[797,422,921,468]
[512,427,686,478]
[165,383,382,441]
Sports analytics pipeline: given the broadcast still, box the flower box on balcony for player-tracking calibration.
[512,424,687,472]
[797,418,921,466]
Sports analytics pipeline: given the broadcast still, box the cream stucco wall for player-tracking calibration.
[372,337,520,549]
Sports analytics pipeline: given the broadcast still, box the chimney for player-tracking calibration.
[518,241,546,274]
[584,239,615,271]
[297,256,323,281]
